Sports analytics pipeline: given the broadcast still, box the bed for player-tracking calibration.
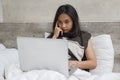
[0,22,120,80]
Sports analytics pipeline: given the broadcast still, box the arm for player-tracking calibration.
[69,39,97,69]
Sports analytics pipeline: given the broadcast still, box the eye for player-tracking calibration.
[58,21,62,24]
[65,20,69,24]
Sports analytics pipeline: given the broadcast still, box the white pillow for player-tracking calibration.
[44,32,51,38]
[90,34,114,75]
[0,43,6,50]
[0,48,19,77]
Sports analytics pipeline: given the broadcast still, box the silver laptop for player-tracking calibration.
[17,37,69,77]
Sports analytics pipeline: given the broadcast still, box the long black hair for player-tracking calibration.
[52,4,82,38]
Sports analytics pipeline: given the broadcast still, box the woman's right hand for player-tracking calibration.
[52,23,63,39]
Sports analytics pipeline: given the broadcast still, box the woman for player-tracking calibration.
[48,4,96,71]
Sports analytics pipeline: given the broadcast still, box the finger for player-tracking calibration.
[55,21,59,27]
[55,23,58,27]
[68,61,71,67]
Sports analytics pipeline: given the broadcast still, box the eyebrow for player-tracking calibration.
[58,18,70,22]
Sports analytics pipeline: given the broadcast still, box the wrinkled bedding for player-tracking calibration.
[4,64,120,80]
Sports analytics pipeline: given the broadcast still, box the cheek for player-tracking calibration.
[69,23,73,30]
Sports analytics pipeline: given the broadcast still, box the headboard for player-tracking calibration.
[0,22,120,72]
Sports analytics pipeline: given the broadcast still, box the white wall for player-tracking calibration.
[2,0,120,22]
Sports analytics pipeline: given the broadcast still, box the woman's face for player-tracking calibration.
[57,13,73,33]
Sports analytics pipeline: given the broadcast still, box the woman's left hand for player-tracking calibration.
[68,60,78,68]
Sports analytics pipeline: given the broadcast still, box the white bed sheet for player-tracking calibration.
[4,64,120,80]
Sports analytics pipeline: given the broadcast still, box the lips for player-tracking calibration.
[63,29,68,32]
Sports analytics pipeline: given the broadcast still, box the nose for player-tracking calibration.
[62,23,66,28]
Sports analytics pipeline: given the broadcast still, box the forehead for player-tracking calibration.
[58,13,72,21]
